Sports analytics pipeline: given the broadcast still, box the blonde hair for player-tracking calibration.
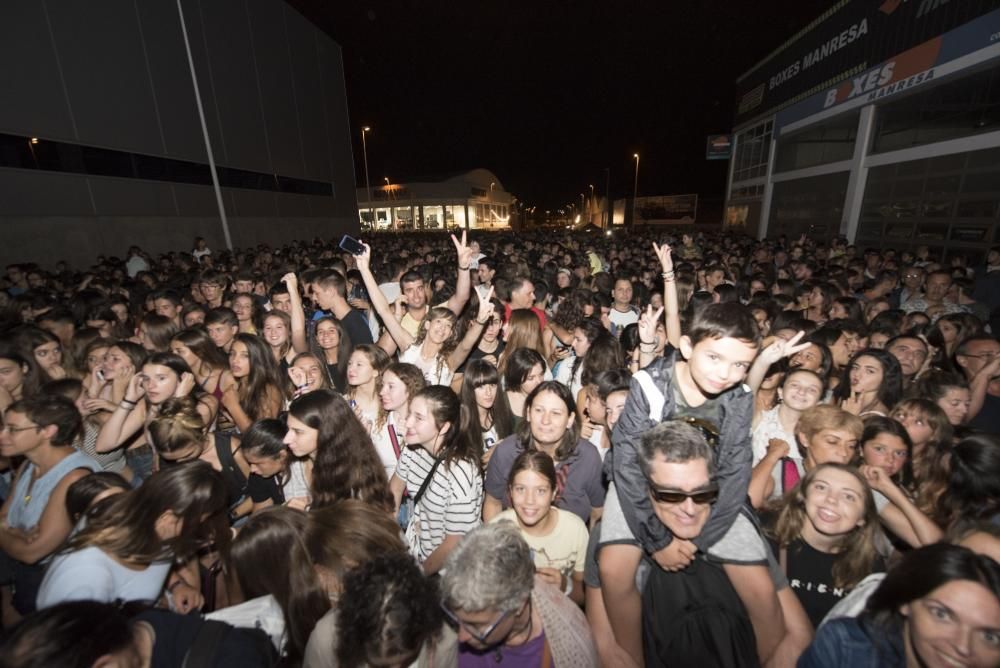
[796,405,863,443]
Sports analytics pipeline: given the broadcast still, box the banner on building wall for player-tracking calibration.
[776,8,1000,133]
[735,0,1000,126]
[635,195,699,224]
[706,134,733,160]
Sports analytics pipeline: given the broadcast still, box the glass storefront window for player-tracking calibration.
[375,207,391,229]
[872,64,1000,154]
[393,206,413,230]
[732,120,773,182]
[423,205,443,229]
[445,205,466,229]
[768,171,849,240]
[774,111,859,173]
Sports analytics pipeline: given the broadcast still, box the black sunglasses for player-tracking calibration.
[676,416,720,448]
[648,483,719,505]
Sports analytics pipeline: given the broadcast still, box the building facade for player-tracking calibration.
[726,0,1000,263]
[0,0,358,268]
[357,169,514,231]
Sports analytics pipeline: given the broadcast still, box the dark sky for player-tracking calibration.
[289,0,826,210]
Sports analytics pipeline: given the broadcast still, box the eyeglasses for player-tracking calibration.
[2,423,39,434]
[440,602,512,644]
[647,482,720,505]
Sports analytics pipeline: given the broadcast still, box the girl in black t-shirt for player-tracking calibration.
[766,463,884,627]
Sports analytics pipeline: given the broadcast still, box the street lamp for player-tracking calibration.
[632,153,640,225]
[361,127,372,228]
[580,193,585,212]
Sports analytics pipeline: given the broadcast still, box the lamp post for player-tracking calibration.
[580,193,585,212]
[632,153,640,226]
[361,126,372,228]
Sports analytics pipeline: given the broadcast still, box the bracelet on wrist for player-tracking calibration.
[459,265,470,271]
[661,271,675,279]
[475,318,489,325]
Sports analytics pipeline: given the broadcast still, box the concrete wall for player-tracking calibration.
[0,0,358,268]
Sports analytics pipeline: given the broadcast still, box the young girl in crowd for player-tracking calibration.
[218,333,286,433]
[287,351,332,397]
[749,368,825,507]
[44,378,129,477]
[147,397,253,521]
[0,351,39,413]
[891,398,953,519]
[95,350,216,481]
[501,347,546,422]
[373,362,425,481]
[225,506,329,663]
[913,370,972,427]
[285,389,392,512]
[311,316,351,392]
[344,343,390,433]
[856,416,942,549]
[835,349,903,418]
[766,463,884,627]
[483,381,604,525]
[459,359,514,465]
[450,302,505,391]
[12,326,67,384]
[491,450,588,605]
[390,385,483,574]
[260,311,306,373]
[170,327,228,399]
[239,418,310,511]
[135,314,178,353]
[36,461,228,610]
[356,242,492,387]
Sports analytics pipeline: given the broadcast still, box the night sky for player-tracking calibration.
[289,0,827,211]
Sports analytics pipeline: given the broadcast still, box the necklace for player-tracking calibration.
[22,468,42,504]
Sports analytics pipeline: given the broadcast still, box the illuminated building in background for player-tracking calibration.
[357,168,514,231]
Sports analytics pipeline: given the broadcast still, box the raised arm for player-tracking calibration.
[862,465,942,547]
[636,305,664,370]
[966,355,1000,423]
[95,372,148,453]
[446,231,473,315]
[652,242,681,348]
[356,241,415,351]
[447,288,495,371]
[282,273,310,355]
[745,331,809,393]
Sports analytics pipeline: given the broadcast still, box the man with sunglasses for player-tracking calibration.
[638,420,812,667]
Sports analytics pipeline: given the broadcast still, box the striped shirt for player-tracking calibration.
[395,446,483,563]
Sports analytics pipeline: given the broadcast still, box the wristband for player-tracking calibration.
[459,265,470,271]
[475,318,489,325]
[661,271,675,280]
[121,398,137,406]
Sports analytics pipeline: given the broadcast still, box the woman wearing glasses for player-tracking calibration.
[440,522,598,666]
[491,450,588,606]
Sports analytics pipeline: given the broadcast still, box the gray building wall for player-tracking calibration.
[0,0,358,268]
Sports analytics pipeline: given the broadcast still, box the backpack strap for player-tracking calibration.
[182,619,229,668]
[634,369,665,421]
[413,457,444,507]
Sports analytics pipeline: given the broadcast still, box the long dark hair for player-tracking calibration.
[231,332,289,421]
[65,461,229,564]
[288,389,392,512]
[311,316,351,388]
[516,381,580,462]
[834,348,903,410]
[860,415,914,488]
[226,506,329,664]
[460,360,514,446]
[502,347,546,393]
[859,543,1000,660]
[412,385,480,471]
[171,327,228,373]
[938,433,1000,529]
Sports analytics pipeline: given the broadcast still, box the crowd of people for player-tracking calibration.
[0,227,998,667]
